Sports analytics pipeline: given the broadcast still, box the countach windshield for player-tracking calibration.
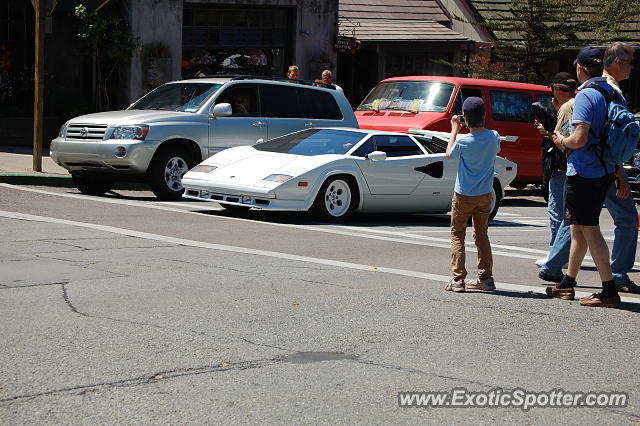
[129,82,222,112]
[357,81,455,113]
[254,129,367,156]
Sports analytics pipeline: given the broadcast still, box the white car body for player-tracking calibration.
[182,128,517,220]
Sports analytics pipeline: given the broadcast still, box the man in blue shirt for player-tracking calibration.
[549,46,624,308]
[539,43,639,295]
[444,97,501,293]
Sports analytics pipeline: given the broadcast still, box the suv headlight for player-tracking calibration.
[112,125,149,140]
[632,151,640,167]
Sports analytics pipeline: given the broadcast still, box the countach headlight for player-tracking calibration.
[191,165,217,173]
[264,174,293,183]
[112,125,149,140]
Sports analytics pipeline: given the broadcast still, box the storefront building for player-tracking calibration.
[126,0,339,104]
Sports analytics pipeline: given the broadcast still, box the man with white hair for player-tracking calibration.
[321,69,344,94]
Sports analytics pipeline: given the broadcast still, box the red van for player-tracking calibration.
[355,76,553,187]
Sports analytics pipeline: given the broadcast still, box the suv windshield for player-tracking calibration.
[254,129,366,156]
[357,81,454,113]
[129,83,221,112]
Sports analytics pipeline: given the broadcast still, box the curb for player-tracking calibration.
[0,174,149,191]
[0,174,73,187]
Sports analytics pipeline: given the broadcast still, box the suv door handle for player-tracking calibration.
[252,121,265,128]
[304,121,314,128]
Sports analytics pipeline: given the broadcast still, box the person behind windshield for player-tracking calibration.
[231,92,251,115]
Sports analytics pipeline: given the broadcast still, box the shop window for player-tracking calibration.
[182,4,290,78]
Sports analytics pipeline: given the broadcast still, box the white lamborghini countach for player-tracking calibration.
[182,128,517,221]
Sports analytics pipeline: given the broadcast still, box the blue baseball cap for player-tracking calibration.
[573,46,603,66]
[462,96,485,116]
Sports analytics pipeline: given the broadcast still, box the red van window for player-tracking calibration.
[536,93,554,111]
[452,88,483,115]
[489,90,533,122]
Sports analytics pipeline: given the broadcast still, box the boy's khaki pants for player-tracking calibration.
[450,192,493,280]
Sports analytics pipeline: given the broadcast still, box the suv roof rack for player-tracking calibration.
[193,74,335,89]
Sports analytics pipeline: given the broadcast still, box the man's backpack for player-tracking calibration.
[586,83,640,165]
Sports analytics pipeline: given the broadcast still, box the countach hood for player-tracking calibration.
[67,110,196,125]
[187,147,341,187]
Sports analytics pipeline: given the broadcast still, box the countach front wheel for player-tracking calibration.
[71,172,115,196]
[312,176,357,222]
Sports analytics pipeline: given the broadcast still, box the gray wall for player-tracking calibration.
[124,0,338,103]
[125,0,183,104]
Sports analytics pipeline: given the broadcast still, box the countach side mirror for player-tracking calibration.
[365,151,387,161]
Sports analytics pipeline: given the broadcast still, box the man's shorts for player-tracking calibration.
[564,173,615,226]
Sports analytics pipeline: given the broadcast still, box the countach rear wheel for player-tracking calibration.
[71,173,115,196]
[489,179,503,222]
[148,148,194,200]
[312,176,357,222]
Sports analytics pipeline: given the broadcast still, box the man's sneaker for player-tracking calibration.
[579,292,621,308]
[545,285,575,300]
[445,278,465,292]
[535,257,548,267]
[538,270,563,283]
[466,276,496,291]
[616,281,640,294]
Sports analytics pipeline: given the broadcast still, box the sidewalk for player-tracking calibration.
[0,147,68,177]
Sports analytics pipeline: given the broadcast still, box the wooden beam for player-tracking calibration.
[33,0,45,172]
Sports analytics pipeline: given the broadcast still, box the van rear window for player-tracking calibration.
[490,91,533,123]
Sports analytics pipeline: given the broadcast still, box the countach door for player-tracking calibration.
[353,134,450,194]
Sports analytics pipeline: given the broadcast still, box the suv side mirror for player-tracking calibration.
[211,103,232,117]
[365,151,387,161]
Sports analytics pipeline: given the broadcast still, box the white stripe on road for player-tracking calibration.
[0,183,634,267]
[1,210,638,305]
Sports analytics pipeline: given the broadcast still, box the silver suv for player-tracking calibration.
[50,76,358,200]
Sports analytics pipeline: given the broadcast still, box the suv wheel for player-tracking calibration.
[148,148,194,200]
[71,173,115,196]
[311,176,357,222]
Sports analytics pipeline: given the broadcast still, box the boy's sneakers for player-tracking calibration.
[466,276,496,291]
[445,278,465,292]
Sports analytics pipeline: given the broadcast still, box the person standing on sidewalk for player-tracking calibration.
[444,97,500,293]
[539,44,639,295]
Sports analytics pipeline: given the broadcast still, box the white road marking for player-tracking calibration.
[1,210,637,305]
[1,183,636,267]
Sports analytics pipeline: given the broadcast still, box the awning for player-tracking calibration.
[346,19,468,42]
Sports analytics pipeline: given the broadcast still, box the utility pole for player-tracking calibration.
[32,0,45,172]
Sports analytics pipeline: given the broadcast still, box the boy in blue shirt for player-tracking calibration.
[444,97,501,292]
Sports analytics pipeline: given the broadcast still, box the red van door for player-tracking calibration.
[485,89,540,185]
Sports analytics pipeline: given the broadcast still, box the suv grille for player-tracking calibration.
[66,123,108,140]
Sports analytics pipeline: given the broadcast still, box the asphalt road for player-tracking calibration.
[1,182,639,425]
